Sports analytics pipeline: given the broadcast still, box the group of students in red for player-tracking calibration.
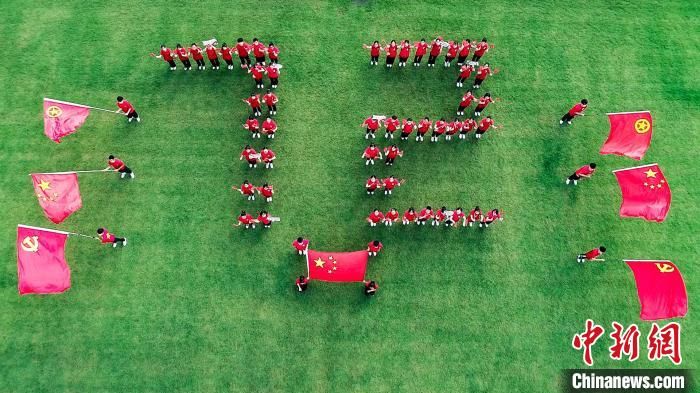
[365,175,404,195]
[235,210,276,229]
[363,37,491,68]
[361,143,403,166]
[242,91,279,138]
[363,111,499,143]
[94,154,138,248]
[232,180,274,202]
[367,206,504,228]
[153,38,279,71]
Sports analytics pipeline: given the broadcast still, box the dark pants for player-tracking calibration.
[270,77,278,86]
[445,56,454,63]
[118,166,133,174]
[167,60,176,68]
[474,77,485,87]
[267,104,277,112]
[126,111,139,119]
[270,58,278,64]
[371,55,379,63]
[195,58,205,67]
[255,56,265,64]
[399,56,408,63]
[252,106,262,116]
[561,113,575,123]
[239,55,251,66]
[224,58,234,66]
[457,55,467,64]
[385,157,395,165]
[568,173,581,181]
[413,55,423,64]
[180,59,192,69]
[472,54,482,62]
[428,54,437,65]
[113,237,126,244]
[456,77,467,83]
[209,58,219,67]
[400,131,410,139]
[255,78,263,87]
[386,56,395,64]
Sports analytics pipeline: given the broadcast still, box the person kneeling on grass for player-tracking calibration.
[367,240,383,257]
[577,246,606,264]
[296,275,309,292]
[403,207,417,225]
[384,208,399,226]
[363,280,379,296]
[97,227,126,248]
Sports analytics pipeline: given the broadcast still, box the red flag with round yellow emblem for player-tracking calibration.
[600,111,653,160]
[43,98,91,143]
[613,163,671,222]
[625,260,687,321]
[31,173,83,224]
[17,225,71,295]
[306,249,368,282]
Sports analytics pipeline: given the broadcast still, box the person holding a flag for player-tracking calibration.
[97,227,127,248]
[105,155,134,179]
[560,99,588,125]
[566,163,596,185]
[367,240,383,257]
[292,237,309,255]
[363,280,379,296]
[295,276,309,292]
[577,246,606,263]
[116,96,140,123]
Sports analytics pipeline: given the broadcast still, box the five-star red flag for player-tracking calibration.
[31,173,83,224]
[600,111,653,160]
[625,260,687,321]
[613,164,671,222]
[306,249,368,282]
[17,225,71,295]
[43,98,91,143]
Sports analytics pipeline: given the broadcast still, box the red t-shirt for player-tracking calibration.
[260,149,275,162]
[476,96,494,109]
[370,43,380,57]
[241,183,255,195]
[205,46,218,60]
[366,178,381,190]
[296,277,309,285]
[434,210,446,221]
[100,230,115,244]
[478,118,494,132]
[252,42,266,58]
[266,66,279,78]
[263,93,278,106]
[385,118,399,132]
[238,214,254,225]
[383,177,399,190]
[447,42,458,57]
[434,120,447,135]
[575,165,595,177]
[403,210,416,221]
[462,118,477,132]
[268,46,279,60]
[160,48,173,61]
[220,47,234,60]
[251,66,265,79]
[363,118,379,130]
[459,65,474,78]
[568,103,587,116]
[363,147,380,159]
[585,248,602,260]
[452,210,466,222]
[108,158,125,170]
[468,209,482,222]
[368,211,384,223]
[367,242,383,253]
[257,214,271,225]
[458,41,471,57]
[244,118,259,131]
[247,95,261,108]
[484,210,501,222]
[259,186,274,197]
[476,66,491,80]
[460,92,475,108]
[402,120,415,134]
[418,208,433,220]
[385,210,399,221]
[263,119,277,132]
[447,121,461,134]
[415,42,428,56]
[418,119,432,133]
[190,47,203,60]
[293,239,309,251]
[430,41,442,56]
[475,42,489,56]
[175,48,188,60]
[385,44,397,58]
[399,43,411,58]
[117,100,134,114]
[384,146,401,159]
[241,148,258,161]
[235,42,250,57]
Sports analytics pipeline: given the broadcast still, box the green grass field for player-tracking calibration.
[1,0,698,391]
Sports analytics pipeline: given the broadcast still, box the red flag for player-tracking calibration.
[31,173,82,224]
[43,98,91,143]
[613,163,671,222]
[306,249,368,282]
[600,111,653,160]
[17,225,71,295]
[625,260,687,321]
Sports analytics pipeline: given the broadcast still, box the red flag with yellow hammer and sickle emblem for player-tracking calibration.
[600,111,653,160]
[613,163,671,222]
[306,250,368,282]
[17,225,71,295]
[31,173,82,224]
[625,260,688,321]
[43,98,91,143]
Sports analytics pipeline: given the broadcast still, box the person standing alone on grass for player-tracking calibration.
[116,96,140,123]
[567,163,596,185]
[577,246,606,263]
[560,99,588,125]
[105,155,134,179]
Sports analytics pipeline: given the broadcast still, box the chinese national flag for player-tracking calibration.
[17,225,71,295]
[613,164,671,222]
[625,260,687,321]
[43,98,91,143]
[600,111,653,160]
[306,250,368,282]
[31,173,83,224]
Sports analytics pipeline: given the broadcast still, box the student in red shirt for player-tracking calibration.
[476,116,499,140]
[363,280,379,296]
[427,37,443,67]
[367,209,384,227]
[382,175,402,195]
[456,63,474,88]
[260,147,276,169]
[400,118,415,141]
[474,92,495,117]
[383,144,403,166]
[444,40,459,68]
[447,207,466,227]
[416,117,431,142]
[262,117,277,139]
[266,64,280,89]
[219,43,235,70]
[384,115,399,139]
[267,42,280,64]
[457,90,475,116]
[385,40,398,68]
[251,38,266,64]
[174,43,192,70]
[292,237,309,255]
[362,116,380,139]
[457,39,472,66]
[240,145,259,168]
[433,206,447,227]
[235,38,252,69]
[432,118,447,142]
[560,99,588,125]
[105,154,134,179]
[249,63,266,89]
[233,180,257,201]
[417,206,433,225]
[413,38,428,66]
[257,183,274,203]
[466,206,482,227]
[366,175,381,195]
[116,96,140,123]
[205,43,220,70]
[296,275,309,292]
[402,207,417,225]
[235,210,256,229]
[244,93,262,117]
[473,63,493,89]
[362,143,382,166]
[97,227,126,248]
[244,116,260,138]
[153,45,176,70]
[567,163,597,185]
[446,118,461,141]
[384,208,400,226]
[481,209,503,228]
[459,118,477,140]
[472,38,490,62]
[577,246,606,263]
[257,210,273,229]
[398,39,411,67]
[190,43,206,70]
[263,90,278,115]
[367,240,383,257]
[363,41,382,66]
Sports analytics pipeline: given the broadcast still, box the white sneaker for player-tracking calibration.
[136,117,141,122]
[121,173,126,179]
[567,121,572,125]
[113,242,117,248]
[559,120,564,124]
[128,118,133,123]
[566,179,570,184]
[573,180,578,185]
[130,172,135,179]
[123,238,127,246]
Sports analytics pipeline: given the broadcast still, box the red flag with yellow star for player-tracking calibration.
[600,111,653,160]
[613,164,671,222]
[306,249,368,282]
[625,260,687,321]
[31,173,82,224]
[17,224,71,295]
[43,98,91,143]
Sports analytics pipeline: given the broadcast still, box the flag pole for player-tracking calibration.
[29,169,112,176]
[66,231,100,240]
[44,98,120,114]
[88,106,122,114]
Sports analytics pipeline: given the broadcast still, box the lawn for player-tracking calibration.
[0,0,698,392]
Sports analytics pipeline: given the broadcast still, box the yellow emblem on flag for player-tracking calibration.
[46,106,63,118]
[634,119,650,134]
[21,236,40,252]
[655,263,675,273]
